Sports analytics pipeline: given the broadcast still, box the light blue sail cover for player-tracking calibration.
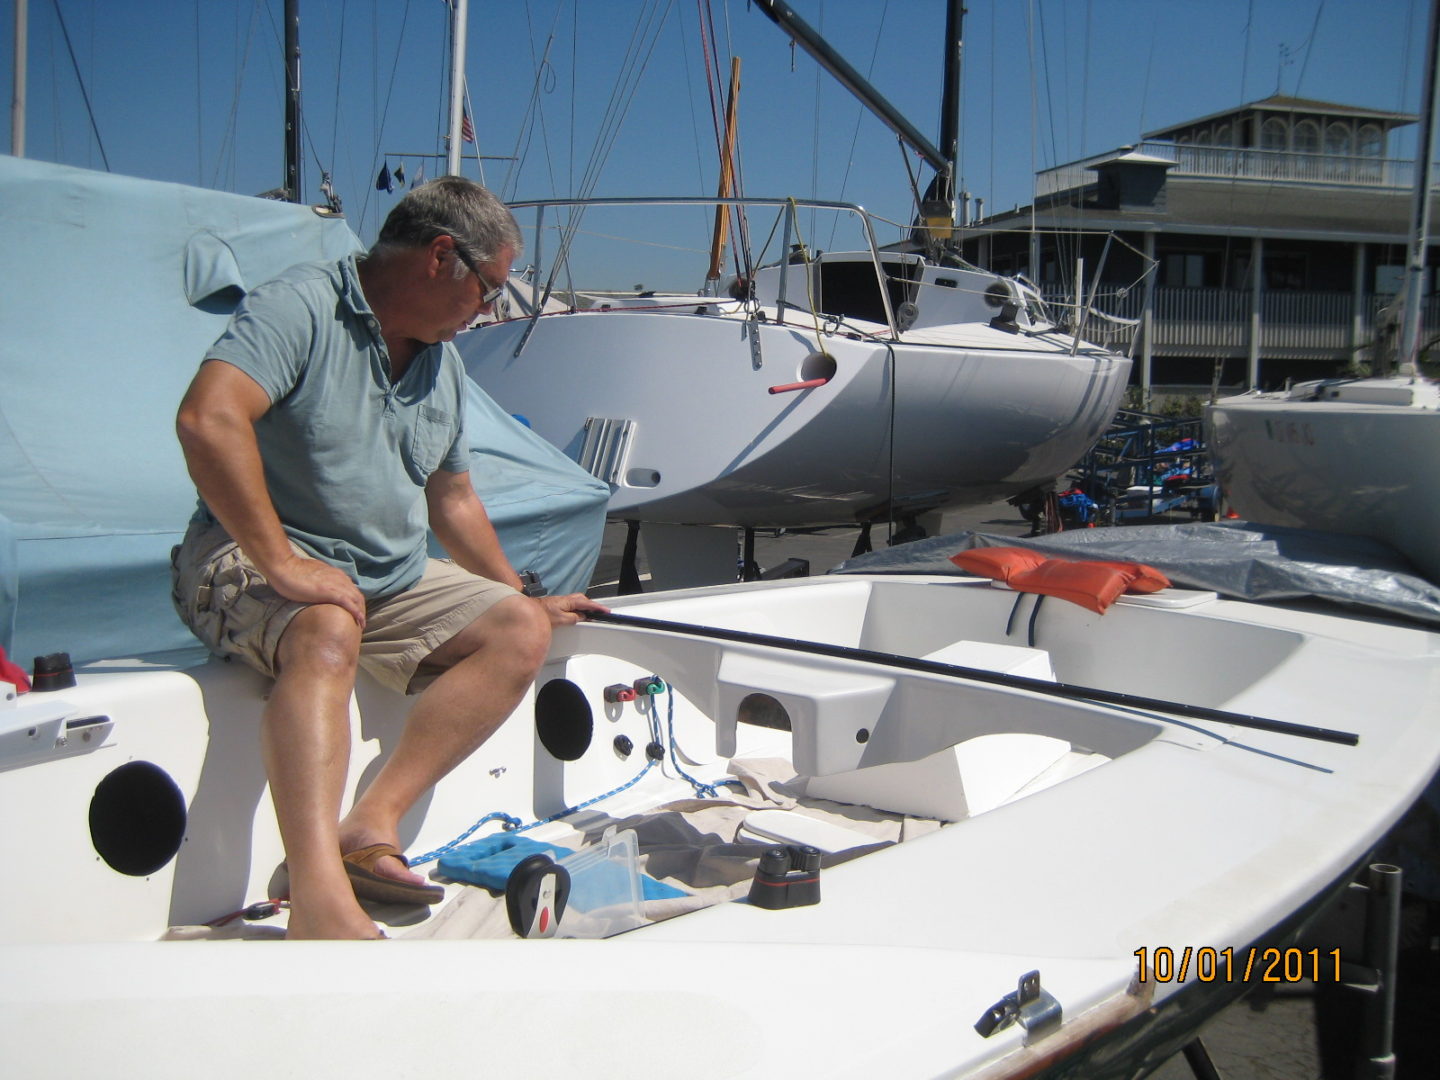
[0,155,607,668]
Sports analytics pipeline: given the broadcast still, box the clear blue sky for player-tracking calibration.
[3,0,1431,289]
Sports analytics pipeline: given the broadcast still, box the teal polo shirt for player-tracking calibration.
[197,255,469,598]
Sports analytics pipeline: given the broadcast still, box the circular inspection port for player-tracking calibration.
[89,761,188,877]
[799,351,837,385]
[535,678,594,761]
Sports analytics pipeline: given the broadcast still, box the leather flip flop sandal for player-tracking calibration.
[342,843,445,906]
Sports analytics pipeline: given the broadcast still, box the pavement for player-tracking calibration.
[585,500,1440,1078]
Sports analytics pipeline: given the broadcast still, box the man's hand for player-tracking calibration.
[536,592,610,626]
[267,553,368,628]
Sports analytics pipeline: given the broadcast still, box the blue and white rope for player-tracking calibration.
[409,676,729,868]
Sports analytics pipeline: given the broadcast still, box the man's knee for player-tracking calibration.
[494,595,552,674]
[277,604,362,677]
[421,595,552,677]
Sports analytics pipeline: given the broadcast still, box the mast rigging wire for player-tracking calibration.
[828,0,890,249]
[1286,0,1328,96]
[499,1,563,202]
[988,3,996,221]
[697,0,725,159]
[356,0,416,235]
[210,0,259,190]
[676,3,712,197]
[693,0,754,284]
[537,0,675,303]
[714,0,754,280]
[1034,0,1075,303]
[810,1,824,236]
[328,0,348,179]
[1080,0,1091,157]
[48,0,110,171]
[696,0,738,276]
[194,0,203,184]
[519,1,562,198]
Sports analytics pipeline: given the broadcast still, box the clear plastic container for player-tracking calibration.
[556,827,645,938]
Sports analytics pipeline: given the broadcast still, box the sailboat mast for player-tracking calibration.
[1401,0,1440,371]
[446,0,470,176]
[284,0,301,202]
[937,0,964,224]
[10,0,24,157]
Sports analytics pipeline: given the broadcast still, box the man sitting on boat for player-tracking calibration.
[171,176,607,940]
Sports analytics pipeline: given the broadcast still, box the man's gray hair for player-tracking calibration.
[371,176,522,275]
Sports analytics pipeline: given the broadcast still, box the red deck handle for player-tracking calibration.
[768,377,831,395]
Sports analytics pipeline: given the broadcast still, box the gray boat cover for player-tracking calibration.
[833,521,1440,628]
[0,156,608,668]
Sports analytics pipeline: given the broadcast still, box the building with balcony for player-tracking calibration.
[961,95,1437,393]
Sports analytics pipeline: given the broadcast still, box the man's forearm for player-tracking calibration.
[427,481,524,590]
[177,409,295,573]
[176,359,366,624]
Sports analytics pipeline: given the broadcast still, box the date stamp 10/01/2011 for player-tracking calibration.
[1134,946,1344,985]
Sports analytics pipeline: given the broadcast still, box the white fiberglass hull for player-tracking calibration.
[1206,382,1440,581]
[459,308,1130,527]
[3,574,1437,1078]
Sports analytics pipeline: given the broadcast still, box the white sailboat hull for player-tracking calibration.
[1206,381,1440,581]
[4,573,1436,1077]
[459,307,1130,527]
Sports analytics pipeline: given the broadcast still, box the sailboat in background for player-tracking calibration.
[457,0,1131,584]
[1205,0,1440,583]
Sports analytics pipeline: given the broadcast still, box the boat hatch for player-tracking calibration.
[813,256,923,325]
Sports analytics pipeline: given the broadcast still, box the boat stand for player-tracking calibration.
[615,522,813,593]
[740,528,810,582]
[1344,863,1403,1080]
[618,520,644,594]
[1169,862,1403,1080]
[1176,1039,1222,1080]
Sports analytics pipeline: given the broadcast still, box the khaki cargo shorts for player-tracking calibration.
[171,522,519,694]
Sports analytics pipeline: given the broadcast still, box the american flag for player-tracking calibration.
[461,108,475,144]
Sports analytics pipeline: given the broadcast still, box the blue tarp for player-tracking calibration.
[0,155,607,667]
[436,381,609,598]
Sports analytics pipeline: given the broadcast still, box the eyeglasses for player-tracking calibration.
[449,239,506,305]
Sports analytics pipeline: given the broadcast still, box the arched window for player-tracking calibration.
[1215,123,1233,147]
[1357,124,1384,157]
[1325,122,1352,157]
[1293,120,1321,154]
[1260,118,1289,151]
[1195,131,1212,146]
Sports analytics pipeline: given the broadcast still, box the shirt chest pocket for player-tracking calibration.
[403,405,457,483]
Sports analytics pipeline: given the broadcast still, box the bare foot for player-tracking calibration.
[362,849,426,887]
[284,890,386,940]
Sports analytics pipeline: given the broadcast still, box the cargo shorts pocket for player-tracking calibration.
[173,541,226,653]
[172,539,274,657]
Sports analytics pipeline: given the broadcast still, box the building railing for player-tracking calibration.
[1036,141,1414,198]
[1039,285,1440,360]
